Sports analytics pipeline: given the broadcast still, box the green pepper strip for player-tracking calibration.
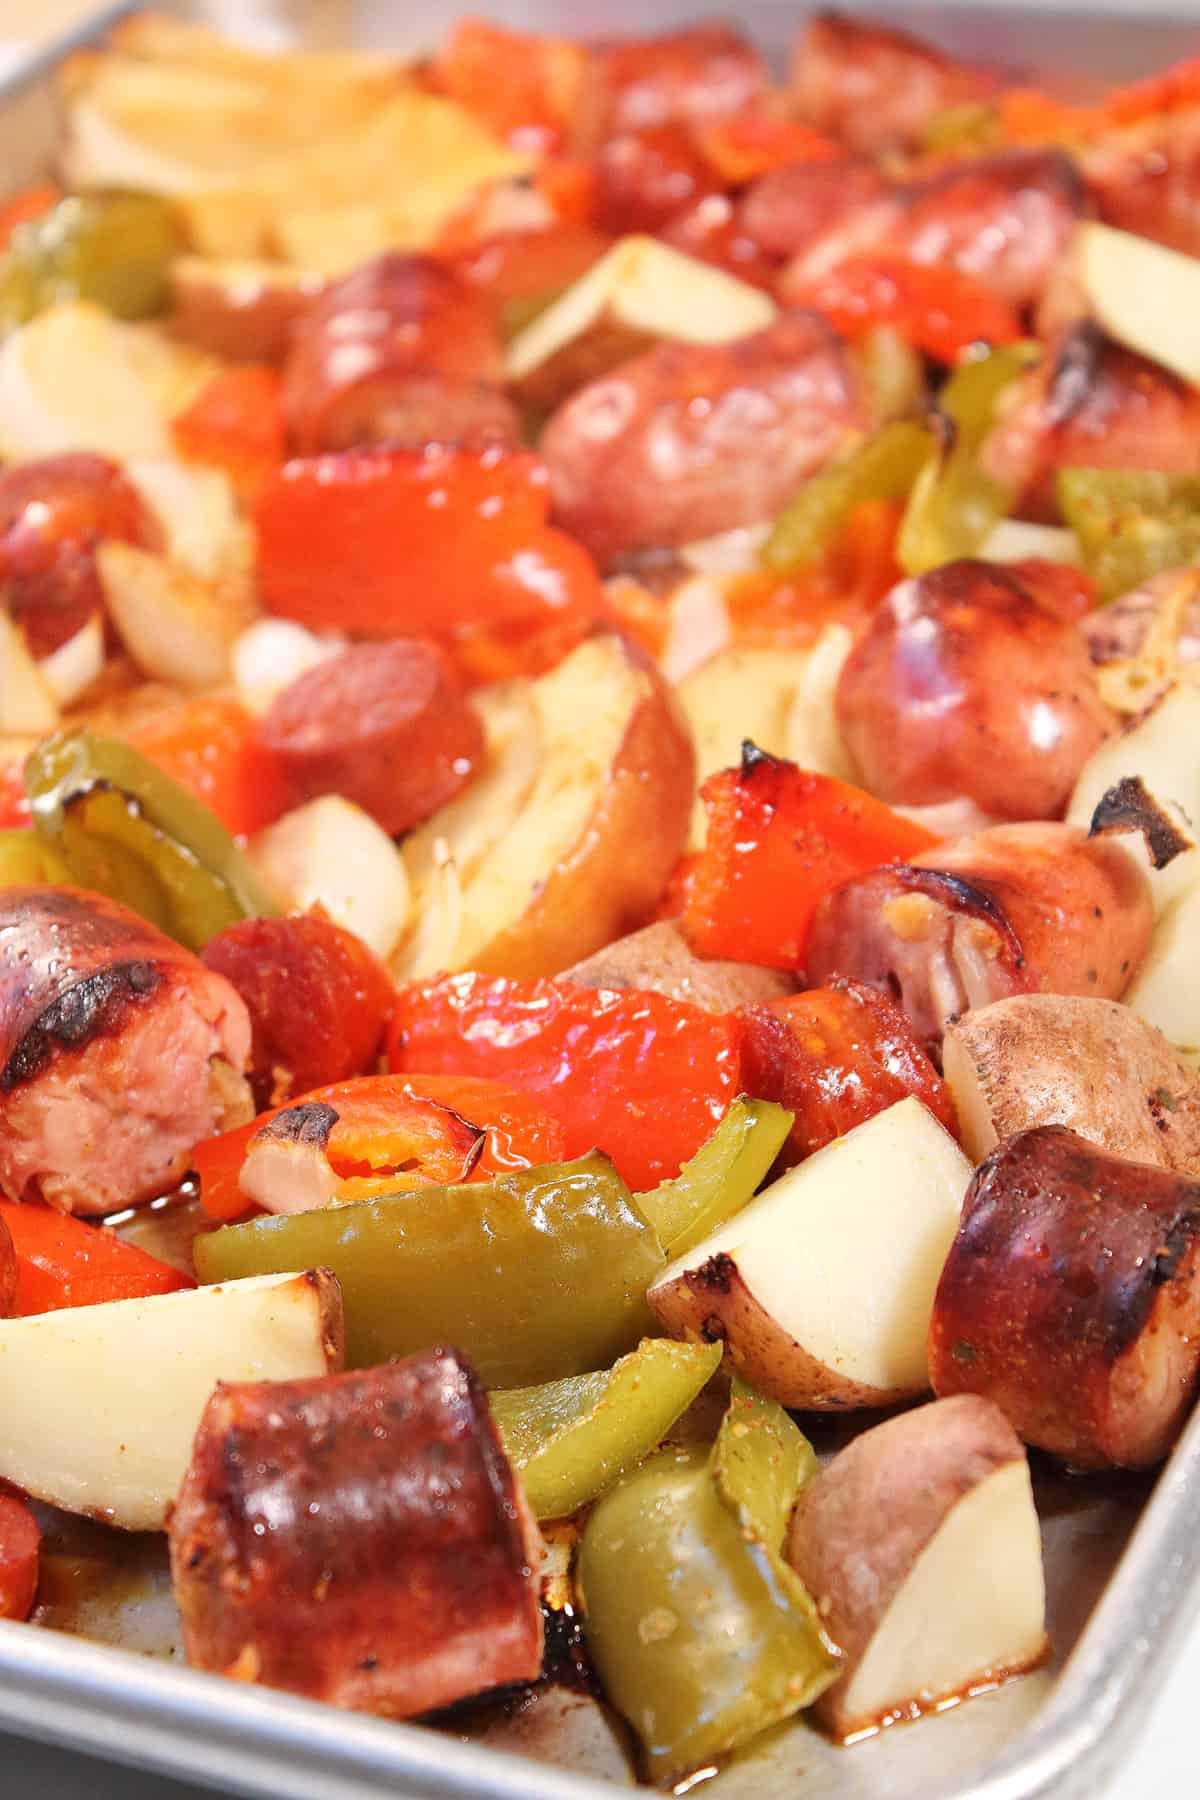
[196,1151,664,1387]
[763,420,934,574]
[0,192,182,333]
[638,1095,792,1259]
[490,1337,722,1521]
[1057,468,1200,605]
[0,829,71,889]
[578,1383,836,1784]
[897,340,1041,576]
[25,731,278,951]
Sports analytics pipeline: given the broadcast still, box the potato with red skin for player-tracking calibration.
[168,1348,544,1713]
[201,915,394,1111]
[790,11,999,155]
[586,24,768,140]
[836,560,1115,822]
[542,310,868,565]
[592,125,720,235]
[929,1125,1200,1469]
[0,453,162,657]
[259,639,485,838]
[806,823,1154,1055]
[284,253,517,455]
[741,979,957,1168]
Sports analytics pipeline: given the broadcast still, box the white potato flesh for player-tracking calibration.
[1077,222,1200,387]
[650,1097,972,1401]
[980,520,1081,565]
[784,622,857,783]
[0,1271,340,1530]
[505,236,777,384]
[659,575,732,686]
[97,542,242,692]
[1067,683,1200,913]
[1126,882,1200,1065]
[232,618,345,716]
[840,1460,1046,1736]
[126,458,246,586]
[37,613,105,708]
[0,615,60,734]
[251,795,412,959]
[0,303,172,463]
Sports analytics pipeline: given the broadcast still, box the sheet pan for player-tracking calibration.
[3,5,1200,1795]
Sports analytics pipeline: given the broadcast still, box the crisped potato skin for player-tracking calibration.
[930,1125,1200,1468]
[564,920,794,1013]
[168,1347,543,1713]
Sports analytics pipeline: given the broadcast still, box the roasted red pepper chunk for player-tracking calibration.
[683,747,940,970]
[389,972,744,1193]
[172,364,287,503]
[740,979,958,1167]
[0,1490,40,1621]
[798,256,1023,364]
[0,1199,192,1316]
[125,696,291,841]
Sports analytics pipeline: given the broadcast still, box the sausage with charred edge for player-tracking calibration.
[0,886,252,1216]
[836,560,1114,822]
[929,1125,1200,1469]
[805,823,1153,1055]
[168,1347,544,1713]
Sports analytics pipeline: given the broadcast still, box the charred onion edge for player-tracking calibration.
[1088,775,1192,870]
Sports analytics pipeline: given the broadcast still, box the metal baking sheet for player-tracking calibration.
[4,5,1200,1796]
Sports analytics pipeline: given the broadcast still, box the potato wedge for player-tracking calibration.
[0,1270,342,1530]
[397,635,693,981]
[0,615,59,735]
[787,1397,1047,1741]
[1126,881,1200,1065]
[943,994,1200,1171]
[252,797,412,960]
[648,1097,972,1409]
[1076,222,1200,389]
[564,920,794,1013]
[97,542,249,692]
[505,236,777,414]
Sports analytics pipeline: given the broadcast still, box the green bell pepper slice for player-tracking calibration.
[763,420,933,574]
[195,1151,665,1386]
[897,341,1041,576]
[638,1095,792,1259]
[25,731,278,950]
[1057,468,1200,605]
[578,1384,836,1784]
[491,1336,722,1521]
[0,192,182,332]
[0,829,71,888]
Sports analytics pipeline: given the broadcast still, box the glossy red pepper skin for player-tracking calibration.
[172,365,286,502]
[125,697,291,841]
[0,1199,192,1315]
[683,748,939,970]
[797,256,1023,364]
[389,972,744,1192]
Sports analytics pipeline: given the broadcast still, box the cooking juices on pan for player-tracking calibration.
[5,3,1200,1786]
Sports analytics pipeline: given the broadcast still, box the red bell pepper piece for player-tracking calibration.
[201,914,395,1111]
[728,498,903,650]
[0,1201,192,1316]
[697,115,840,183]
[0,767,31,830]
[194,1072,566,1222]
[1106,56,1200,125]
[172,365,286,504]
[799,256,1023,364]
[683,747,940,969]
[0,1491,39,1621]
[431,17,589,153]
[254,446,603,680]
[741,979,957,1167]
[125,696,290,840]
[0,183,59,250]
[389,973,743,1192]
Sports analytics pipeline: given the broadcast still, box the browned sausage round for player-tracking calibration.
[789,11,999,155]
[585,24,768,141]
[805,823,1153,1053]
[541,310,868,565]
[0,886,252,1215]
[168,1347,543,1713]
[593,124,721,235]
[781,149,1087,310]
[284,253,517,456]
[836,560,1115,820]
[259,639,485,836]
[739,155,892,261]
[1084,113,1200,259]
[929,1125,1200,1469]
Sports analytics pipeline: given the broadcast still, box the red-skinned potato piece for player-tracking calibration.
[836,560,1114,821]
[168,1348,544,1713]
[787,1397,1046,1741]
[541,311,869,565]
[201,914,394,1112]
[592,125,720,235]
[258,639,484,837]
[0,1491,40,1622]
[806,822,1153,1055]
[586,24,769,140]
[389,972,743,1191]
[564,919,795,1014]
[789,11,999,154]
[284,253,517,456]
[0,452,162,657]
[741,979,957,1168]
[929,1125,1200,1469]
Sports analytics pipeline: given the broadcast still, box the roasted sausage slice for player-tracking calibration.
[585,24,769,140]
[805,823,1153,1054]
[739,156,892,262]
[1084,112,1200,259]
[259,639,485,836]
[930,1125,1200,1469]
[789,10,998,155]
[541,310,868,565]
[836,560,1114,821]
[168,1347,544,1714]
[0,886,252,1215]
